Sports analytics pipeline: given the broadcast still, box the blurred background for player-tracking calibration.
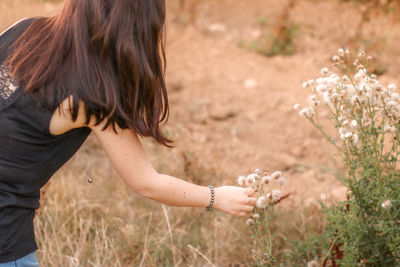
[1,0,399,266]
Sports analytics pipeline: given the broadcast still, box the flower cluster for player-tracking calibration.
[381,200,393,210]
[237,169,287,225]
[294,49,400,152]
[237,169,288,265]
[295,49,400,264]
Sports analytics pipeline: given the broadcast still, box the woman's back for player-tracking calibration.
[0,19,91,262]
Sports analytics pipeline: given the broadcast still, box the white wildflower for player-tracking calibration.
[321,67,329,75]
[309,94,317,102]
[352,134,359,144]
[276,176,287,188]
[271,171,282,180]
[316,84,328,93]
[342,75,350,82]
[381,200,393,210]
[386,126,397,134]
[254,169,261,175]
[358,82,368,93]
[308,95,320,106]
[386,101,397,108]
[261,176,272,184]
[253,213,260,220]
[338,48,345,57]
[299,107,315,118]
[246,218,255,226]
[245,174,257,187]
[332,55,340,62]
[272,190,282,201]
[351,120,358,128]
[359,97,367,105]
[391,93,400,102]
[293,104,300,111]
[256,196,268,209]
[322,92,331,104]
[351,95,359,106]
[316,78,326,85]
[302,81,309,88]
[237,176,246,186]
[307,260,319,267]
[388,84,397,91]
[344,132,353,139]
[299,108,307,117]
[329,73,340,82]
[345,84,357,96]
[372,83,383,92]
[331,92,339,102]
[354,69,366,82]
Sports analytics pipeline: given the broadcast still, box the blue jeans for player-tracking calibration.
[0,252,39,267]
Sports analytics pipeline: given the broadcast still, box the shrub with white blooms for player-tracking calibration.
[295,49,400,265]
[237,169,288,266]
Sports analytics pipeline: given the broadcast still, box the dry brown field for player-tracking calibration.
[1,0,400,266]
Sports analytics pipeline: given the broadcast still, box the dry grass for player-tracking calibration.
[32,136,251,266]
[30,138,327,266]
[33,140,326,266]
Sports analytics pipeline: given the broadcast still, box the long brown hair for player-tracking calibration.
[8,0,171,146]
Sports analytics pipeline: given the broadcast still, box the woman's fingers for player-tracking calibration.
[240,195,256,205]
[245,187,256,196]
[243,205,254,212]
[237,196,255,215]
[213,186,257,217]
[246,197,257,206]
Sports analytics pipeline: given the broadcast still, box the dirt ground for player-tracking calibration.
[160,0,400,206]
[2,0,400,207]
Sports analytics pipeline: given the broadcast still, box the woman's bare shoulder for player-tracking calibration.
[49,96,89,135]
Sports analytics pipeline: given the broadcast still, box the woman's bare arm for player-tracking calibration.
[51,98,256,216]
[90,123,256,216]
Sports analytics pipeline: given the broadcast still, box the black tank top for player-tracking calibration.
[0,19,92,262]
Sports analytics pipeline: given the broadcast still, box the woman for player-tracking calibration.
[0,0,256,265]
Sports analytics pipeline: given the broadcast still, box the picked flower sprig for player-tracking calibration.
[237,169,289,265]
[237,170,287,207]
[237,169,288,213]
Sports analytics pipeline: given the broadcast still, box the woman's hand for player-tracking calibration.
[213,186,256,217]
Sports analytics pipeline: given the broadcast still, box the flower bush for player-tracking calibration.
[237,169,288,266]
[295,49,400,265]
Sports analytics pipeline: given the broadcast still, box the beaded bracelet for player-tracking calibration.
[206,185,215,211]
